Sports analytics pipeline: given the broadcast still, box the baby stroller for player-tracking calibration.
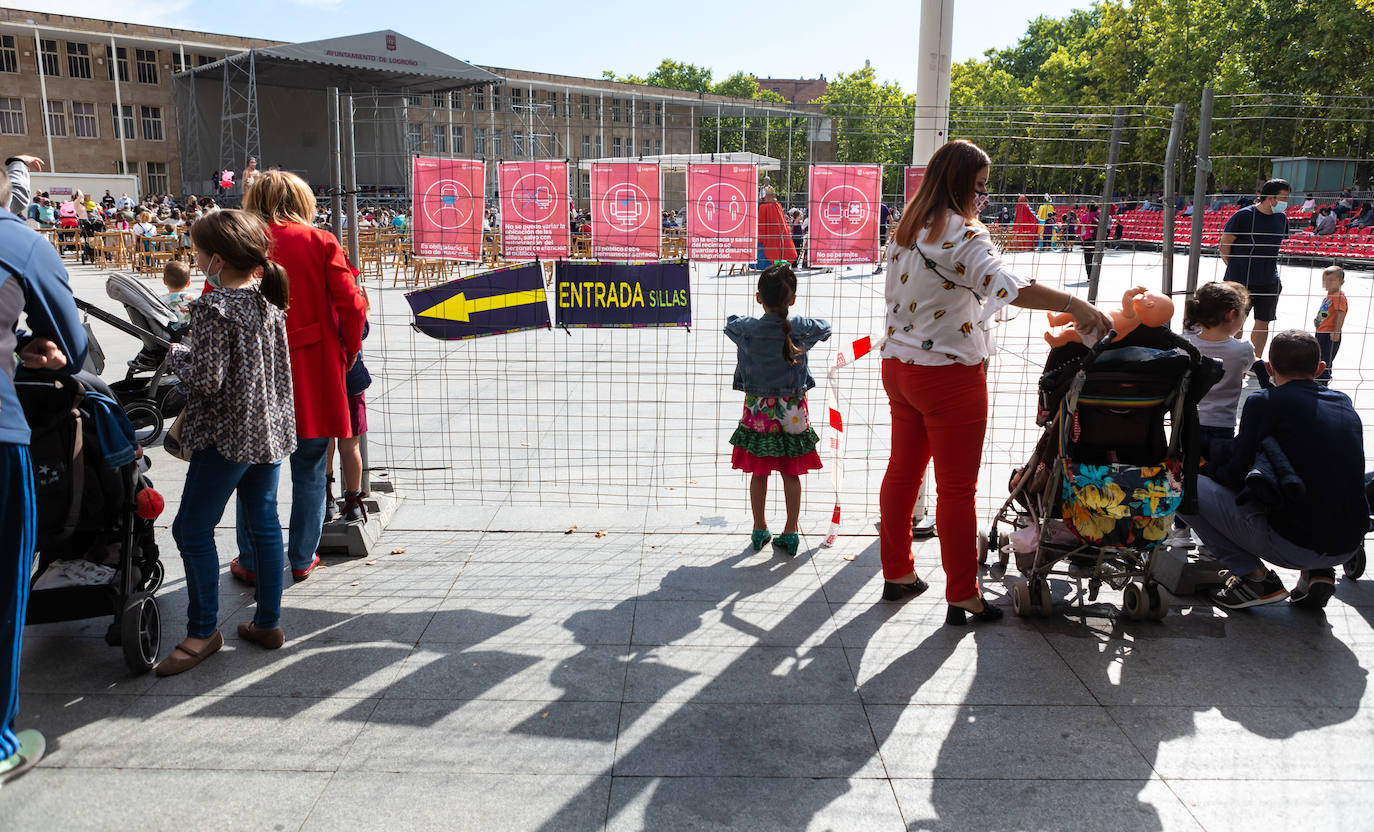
[18,371,164,673]
[983,327,1220,620]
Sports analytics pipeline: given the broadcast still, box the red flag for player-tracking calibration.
[412,157,484,261]
[591,162,661,261]
[808,164,882,266]
[499,161,571,260]
[686,163,757,262]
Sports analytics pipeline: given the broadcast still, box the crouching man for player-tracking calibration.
[1178,330,1368,609]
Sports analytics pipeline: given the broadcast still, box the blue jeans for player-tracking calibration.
[1177,476,1357,576]
[173,447,284,639]
[236,436,329,573]
[0,444,35,760]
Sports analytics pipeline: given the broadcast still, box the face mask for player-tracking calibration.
[974,190,990,214]
[1272,200,1288,214]
[205,256,223,289]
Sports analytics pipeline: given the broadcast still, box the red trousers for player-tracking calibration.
[879,359,988,602]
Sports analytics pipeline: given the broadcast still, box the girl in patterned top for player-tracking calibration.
[877,139,1111,625]
[155,210,297,676]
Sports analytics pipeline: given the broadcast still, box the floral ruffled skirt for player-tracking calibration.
[729,394,823,476]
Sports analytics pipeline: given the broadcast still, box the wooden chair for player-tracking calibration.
[410,257,448,288]
[571,233,591,259]
[133,235,176,275]
[359,240,386,282]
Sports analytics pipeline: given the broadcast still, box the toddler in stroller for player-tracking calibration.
[985,323,1222,620]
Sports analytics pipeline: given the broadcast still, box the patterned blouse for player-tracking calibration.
[882,210,1032,367]
[169,286,296,464]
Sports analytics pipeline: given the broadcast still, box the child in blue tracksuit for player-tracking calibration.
[724,262,831,557]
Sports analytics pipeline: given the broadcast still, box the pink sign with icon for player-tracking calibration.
[686,163,758,262]
[591,162,661,261]
[808,164,882,266]
[499,161,570,260]
[412,156,484,261]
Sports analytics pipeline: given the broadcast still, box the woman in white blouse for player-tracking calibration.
[878,140,1110,624]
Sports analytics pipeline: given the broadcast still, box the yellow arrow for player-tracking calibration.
[417,288,547,323]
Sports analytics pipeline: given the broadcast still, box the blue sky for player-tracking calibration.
[19,0,1088,89]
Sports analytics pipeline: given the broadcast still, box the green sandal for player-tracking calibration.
[774,532,800,557]
[0,729,45,784]
[750,529,772,551]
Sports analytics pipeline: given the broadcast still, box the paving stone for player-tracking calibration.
[147,641,413,699]
[1170,777,1374,830]
[418,597,634,646]
[847,638,1095,706]
[630,599,839,648]
[606,775,906,831]
[384,644,627,702]
[622,645,858,704]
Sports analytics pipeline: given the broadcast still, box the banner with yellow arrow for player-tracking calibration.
[405,263,551,341]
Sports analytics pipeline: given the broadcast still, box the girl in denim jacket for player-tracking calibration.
[724,263,831,556]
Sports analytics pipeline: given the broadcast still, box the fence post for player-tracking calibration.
[1186,87,1214,297]
[327,86,343,246]
[1089,107,1125,303]
[1161,102,1186,296]
[342,94,359,269]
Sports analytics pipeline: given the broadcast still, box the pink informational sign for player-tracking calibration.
[904,166,926,208]
[591,162,661,261]
[686,163,758,262]
[808,164,882,266]
[412,157,484,261]
[499,161,571,260]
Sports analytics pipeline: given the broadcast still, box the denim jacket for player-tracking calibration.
[725,312,831,397]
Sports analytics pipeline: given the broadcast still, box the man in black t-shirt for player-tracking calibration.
[1220,178,1290,359]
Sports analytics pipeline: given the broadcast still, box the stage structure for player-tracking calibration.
[171,30,502,197]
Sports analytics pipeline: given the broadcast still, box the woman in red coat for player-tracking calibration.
[231,170,367,583]
[757,188,797,264]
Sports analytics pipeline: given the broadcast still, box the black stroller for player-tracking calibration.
[983,327,1221,620]
[18,372,164,673]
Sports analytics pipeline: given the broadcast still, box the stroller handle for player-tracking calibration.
[74,297,172,349]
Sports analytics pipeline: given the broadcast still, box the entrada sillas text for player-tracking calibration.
[558,282,688,308]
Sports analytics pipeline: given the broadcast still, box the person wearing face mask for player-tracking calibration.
[1219,178,1290,364]
[878,140,1111,624]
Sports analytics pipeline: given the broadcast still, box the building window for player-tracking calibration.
[115,160,136,176]
[511,88,523,108]
[0,36,16,74]
[491,130,502,157]
[594,136,602,157]
[546,91,558,117]
[431,92,445,108]
[611,137,622,157]
[610,99,621,122]
[449,90,462,109]
[0,97,24,135]
[580,95,591,120]
[135,48,158,84]
[580,173,590,200]
[640,104,649,125]
[106,46,129,83]
[451,125,464,153]
[111,104,134,139]
[513,131,525,156]
[474,127,486,155]
[171,52,190,73]
[654,103,662,126]
[146,161,168,194]
[197,54,215,66]
[581,135,591,158]
[473,88,485,111]
[432,125,447,154]
[407,123,422,153]
[72,101,97,138]
[39,39,59,77]
[641,139,650,157]
[140,106,163,141]
[66,42,92,79]
[403,93,423,107]
[654,139,662,155]
[42,100,66,137]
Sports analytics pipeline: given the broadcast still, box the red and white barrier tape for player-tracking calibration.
[821,333,884,547]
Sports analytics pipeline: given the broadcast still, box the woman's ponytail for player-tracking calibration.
[261,259,289,310]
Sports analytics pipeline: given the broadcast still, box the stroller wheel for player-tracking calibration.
[142,560,165,594]
[1123,583,1150,621]
[120,592,161,674]
[1345,548,1366,581]
[123,399,164,445]
[1146,583,1169,620]
[1011,581,1032,617]
[1036,579,1054,616]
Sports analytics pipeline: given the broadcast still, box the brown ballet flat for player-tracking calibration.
[237,621,285,649]
[154,632,224,676]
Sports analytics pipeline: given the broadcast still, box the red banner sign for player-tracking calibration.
[808,164,882,266]
[904,166,926,209]
[412,157,485,261]
[499,161,571,260]
[591,162,661,261]
[686,163,757,262]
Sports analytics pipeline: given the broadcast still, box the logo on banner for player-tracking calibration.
[386,34,397,51]
[601,182,650,231]
[694,182,749,236]
[818,184,872,237]
[421,178,475,231]
[509,173,559,224]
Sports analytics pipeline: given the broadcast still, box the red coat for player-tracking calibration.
[757,201,796,262]
[267,222,367,439]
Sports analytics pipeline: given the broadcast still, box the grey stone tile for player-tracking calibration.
[475,531,646,563]
[18,692,140,768]
[890,776,1204,832]
[5,768,332,832]
[270,595,443,644]
[384,644,627,702]
[450,570,640,601]
[622,645,858,704]
[303,772,612,832]
[1111,705,1374,780]
[827,598,1028,649]
[847,637,1095,706]
[147,641,413,699]
[1170,778,1374,830]
[418,597,635,647]
[637,553,823,605]
[613,702,883,777]
[389,501,501,532]
[342,698,619,773]
[488,504,648,534]
[19,635,161,696]
[630,599,839,648]
[79,694,377,771]
[299,562,464,598]
[359,531,486,562]
[606,775,905,831]
[870,705,1154,780]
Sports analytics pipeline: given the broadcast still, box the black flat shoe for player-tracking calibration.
[946,598,1004,625]
[882,576,930,601]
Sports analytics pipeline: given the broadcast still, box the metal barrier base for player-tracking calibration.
[317,473,400,558]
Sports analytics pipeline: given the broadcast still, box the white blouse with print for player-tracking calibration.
[881,211,1032,367]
